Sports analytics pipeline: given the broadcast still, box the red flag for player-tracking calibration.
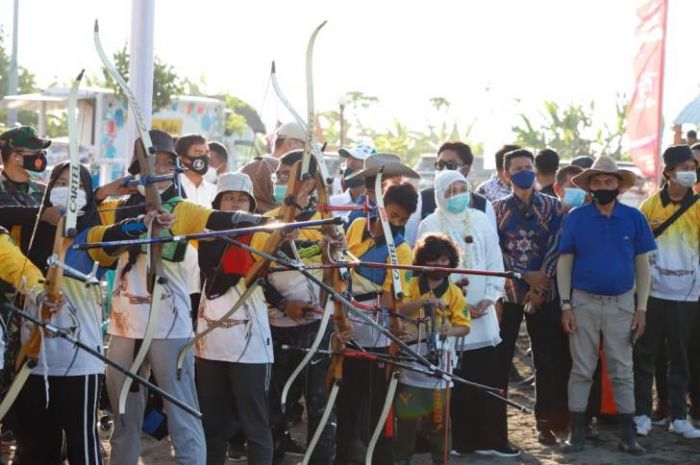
[626,0,668,181]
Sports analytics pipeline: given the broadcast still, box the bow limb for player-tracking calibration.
[366,168,405,463]
[95,21,168,417]
[0,71,84,421]
[278,21,330,423]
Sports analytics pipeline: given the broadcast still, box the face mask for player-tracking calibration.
[21,151,48,173]
[675,170,697,188]
[203,167,218,184]
[446,193,470,214]
[274,184,287,204]
[50,186,87,213]
[510,169,536,189]
[563,187,586,208]
[591,188,619,205]
[184,155,209,176]
[426,271,448,281]
[389,223,405,237]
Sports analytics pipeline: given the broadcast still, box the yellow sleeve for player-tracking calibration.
[97,199,120,226]
[447,284,470,328]
[85,225,120,267]
[404,277,421,303]
[638,196,654,224]
[382,242,412,294]
[171,201,213,236]
[0,234,44,301]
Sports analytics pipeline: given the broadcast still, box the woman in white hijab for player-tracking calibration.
[417,170,520,457]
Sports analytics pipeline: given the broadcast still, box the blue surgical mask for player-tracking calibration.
[446,193,470,214]
[273,184,287,204]
[563,187,586,208]
[510,169,536,189]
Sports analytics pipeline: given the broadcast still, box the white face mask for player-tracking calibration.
[675,170,697,188]
[203,166,218,184]
[50,186,87,214]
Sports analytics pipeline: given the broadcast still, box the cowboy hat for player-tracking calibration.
[345,152,420,180]
[572,155,637,192]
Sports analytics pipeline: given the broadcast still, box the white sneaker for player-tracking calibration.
[634,415,652,436]
[669,419,700,439]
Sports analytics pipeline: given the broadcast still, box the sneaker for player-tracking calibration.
[537,429,558,445]
[669,419,700,439]
[284,432,306,456]
[474,446,521,457]
[634,415,652,436]
[227,443,247,462]
[650,409,668,426]
[449,450,462,457]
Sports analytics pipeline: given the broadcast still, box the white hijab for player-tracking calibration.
[433,170,473,266]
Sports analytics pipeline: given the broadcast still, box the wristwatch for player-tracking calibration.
[561,299,572,309]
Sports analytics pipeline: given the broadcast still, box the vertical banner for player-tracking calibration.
[626,0,668,181]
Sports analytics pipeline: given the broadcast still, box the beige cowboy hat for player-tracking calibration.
[345,152,420,180]
[572,155,638,192]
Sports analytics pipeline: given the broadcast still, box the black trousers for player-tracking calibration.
[335,350,393,465]
[451,346,508,452]
[497,301,570,431]
[269,321,335,465]
[690,299,700,414]
[196,358,273,465]
[634,297,698,419]
[13,374,102,465]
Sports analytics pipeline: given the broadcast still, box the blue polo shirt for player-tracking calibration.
[559,201,656,296]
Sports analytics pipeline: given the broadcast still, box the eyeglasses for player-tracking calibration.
[273,171,291,183]
[435,160,465,171]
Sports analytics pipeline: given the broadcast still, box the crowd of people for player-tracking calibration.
[0,121,697,465]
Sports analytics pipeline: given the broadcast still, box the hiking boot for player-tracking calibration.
[563,411,586,453]
[617,414,646,455]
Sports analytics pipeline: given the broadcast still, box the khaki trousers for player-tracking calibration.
[568,289,636,414]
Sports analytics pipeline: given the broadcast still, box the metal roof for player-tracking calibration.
[674,95,700,125]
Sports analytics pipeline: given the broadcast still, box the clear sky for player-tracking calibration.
[1,0,699,155]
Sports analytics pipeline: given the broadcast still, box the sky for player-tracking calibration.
[1,0,699,157]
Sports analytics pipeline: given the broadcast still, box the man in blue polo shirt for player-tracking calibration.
[557,155,656,455]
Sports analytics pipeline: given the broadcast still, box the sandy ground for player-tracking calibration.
[7,330,699,465]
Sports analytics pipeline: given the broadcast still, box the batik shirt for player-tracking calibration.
[493,192,563,303]
[476,173,511,203]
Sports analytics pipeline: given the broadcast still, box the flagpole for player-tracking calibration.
[655,0,669,188]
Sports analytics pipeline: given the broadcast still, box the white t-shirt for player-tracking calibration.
[179,174,216,295]
[401,336,457,389]
[22,277,104,376]
[108,253,193,340]
[195,280,273,364]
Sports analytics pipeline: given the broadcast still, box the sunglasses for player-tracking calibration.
[435,160,465,171]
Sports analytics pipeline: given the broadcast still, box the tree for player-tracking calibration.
[511,98,628,160]
[1,26,39,126]
[101,44,184,111]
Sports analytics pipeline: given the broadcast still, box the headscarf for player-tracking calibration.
[240,156,279,214]
[433,170,472,267]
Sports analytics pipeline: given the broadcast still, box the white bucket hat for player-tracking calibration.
[215,171,256,211]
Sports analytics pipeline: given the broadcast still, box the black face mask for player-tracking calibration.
[21,151,48,173]
[184,155,209,176]
[591,188,619,205]
[389,223,405,237]
[426,271,448,281]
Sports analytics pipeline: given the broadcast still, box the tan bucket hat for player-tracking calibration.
[345,152,420,180]
[572,155,638,192]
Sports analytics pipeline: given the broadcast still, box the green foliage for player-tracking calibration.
[222,95,254,137]
[101,44,184,111]
[332,92,483,166]
[0,27,39,126]
[512,97,628,160]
